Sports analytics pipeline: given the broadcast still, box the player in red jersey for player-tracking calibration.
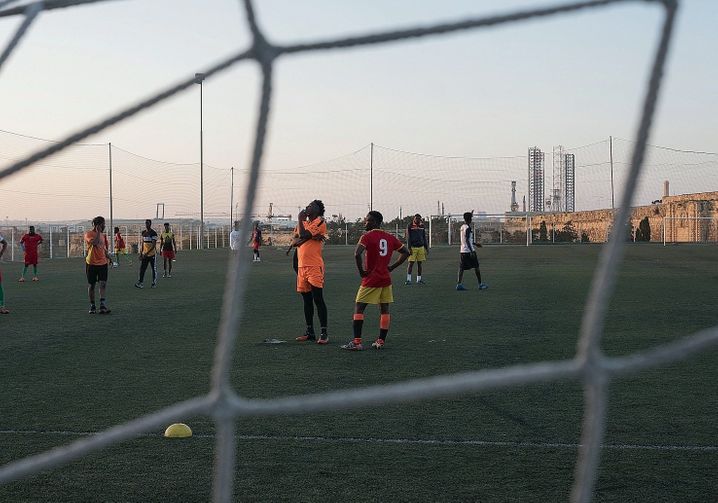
[113,227,127,267]
[19,226,43,282]
[341,210,410,351]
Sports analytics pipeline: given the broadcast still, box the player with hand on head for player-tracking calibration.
[342,210,410,351]
[84,216,112,314]
[405,213,428,285]
[294,200,330,344]
[456,211,488,291]
[19,225,43,282]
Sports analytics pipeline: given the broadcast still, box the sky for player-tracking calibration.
[0,0,716,221]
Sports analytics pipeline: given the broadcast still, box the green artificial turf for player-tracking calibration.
[0,244,716,502]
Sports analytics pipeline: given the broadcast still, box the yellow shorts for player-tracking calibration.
[297,266,324,292]
[408,247,426,262]
[355,285,393,304]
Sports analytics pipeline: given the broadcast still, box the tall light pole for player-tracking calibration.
[195,72,205,248]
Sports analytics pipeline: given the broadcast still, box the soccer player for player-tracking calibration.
[342,210,410,351]
[456,211,488,291]
[160,222,177,277]
[113,227,126,267]
[229,221,241,251]
[294,200,330,344]
[0,233,9,314]
[135,219,158,289]
[19,225,43,282]
[405,213,428,285]
[250,221,262,262]
[84,216,111,314]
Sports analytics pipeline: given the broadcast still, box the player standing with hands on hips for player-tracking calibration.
[342,210,410,351]
[19,225,43,282]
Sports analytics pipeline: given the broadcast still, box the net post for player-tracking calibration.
[49,224,53,259]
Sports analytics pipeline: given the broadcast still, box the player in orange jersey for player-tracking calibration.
[84,216,112,314]
[342,210,410,351]
[294,200,330,344]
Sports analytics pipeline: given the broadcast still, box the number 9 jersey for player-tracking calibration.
[358,229,403,288]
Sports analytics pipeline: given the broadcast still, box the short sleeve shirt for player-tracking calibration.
[359,229,403,288]
[84,231,110,265]
[141,229,158,255]
[160,231,175,250]
[20,234,43,255]
[297,217,327,268]
[460,224,474,253]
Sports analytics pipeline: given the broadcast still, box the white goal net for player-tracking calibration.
[1,2,716,503]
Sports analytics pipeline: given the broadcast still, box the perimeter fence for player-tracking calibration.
[2,128,717,225]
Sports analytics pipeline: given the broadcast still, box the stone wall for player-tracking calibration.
[504,190,718,243]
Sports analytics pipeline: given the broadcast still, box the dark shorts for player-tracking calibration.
[162,249,175,259]
[86,263,108,284]
[460,252,479,270]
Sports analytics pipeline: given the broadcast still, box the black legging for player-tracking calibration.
[301,287,327,328]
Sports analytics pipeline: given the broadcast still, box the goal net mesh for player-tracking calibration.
[1,2,715,503]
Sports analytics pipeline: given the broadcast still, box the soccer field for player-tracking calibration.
[0,245,716,502]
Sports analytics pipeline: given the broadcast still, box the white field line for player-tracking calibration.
[1,429,715,452]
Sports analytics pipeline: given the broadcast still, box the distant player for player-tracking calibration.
[0,233,9,314]
[135,219,158,289]
[405,213,428,285]
[229,221,241,251]
[456,211,488,291]
[160,222,177,277]
[113,227,126,267]
[84,216,111,314]
[342,210,410,351]
[250,221,262,262]
[19,225,43,282]
[294,200,329,344]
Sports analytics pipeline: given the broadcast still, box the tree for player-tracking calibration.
[637,216,651,242]
[539,220,548,242]
[555,221,579,242]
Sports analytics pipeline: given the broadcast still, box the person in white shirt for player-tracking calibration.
[229,221,241,251]
[456,211,488,291]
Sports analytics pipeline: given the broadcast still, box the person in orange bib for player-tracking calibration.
[294,200,329,344]
[84,216,112,314]
[342,210,410,351]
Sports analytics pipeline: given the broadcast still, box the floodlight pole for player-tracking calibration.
[609,136,615,210]
[195,72,206,249]
[108,142,114,252]
[230,166,234,227]
[369,142,374,211]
